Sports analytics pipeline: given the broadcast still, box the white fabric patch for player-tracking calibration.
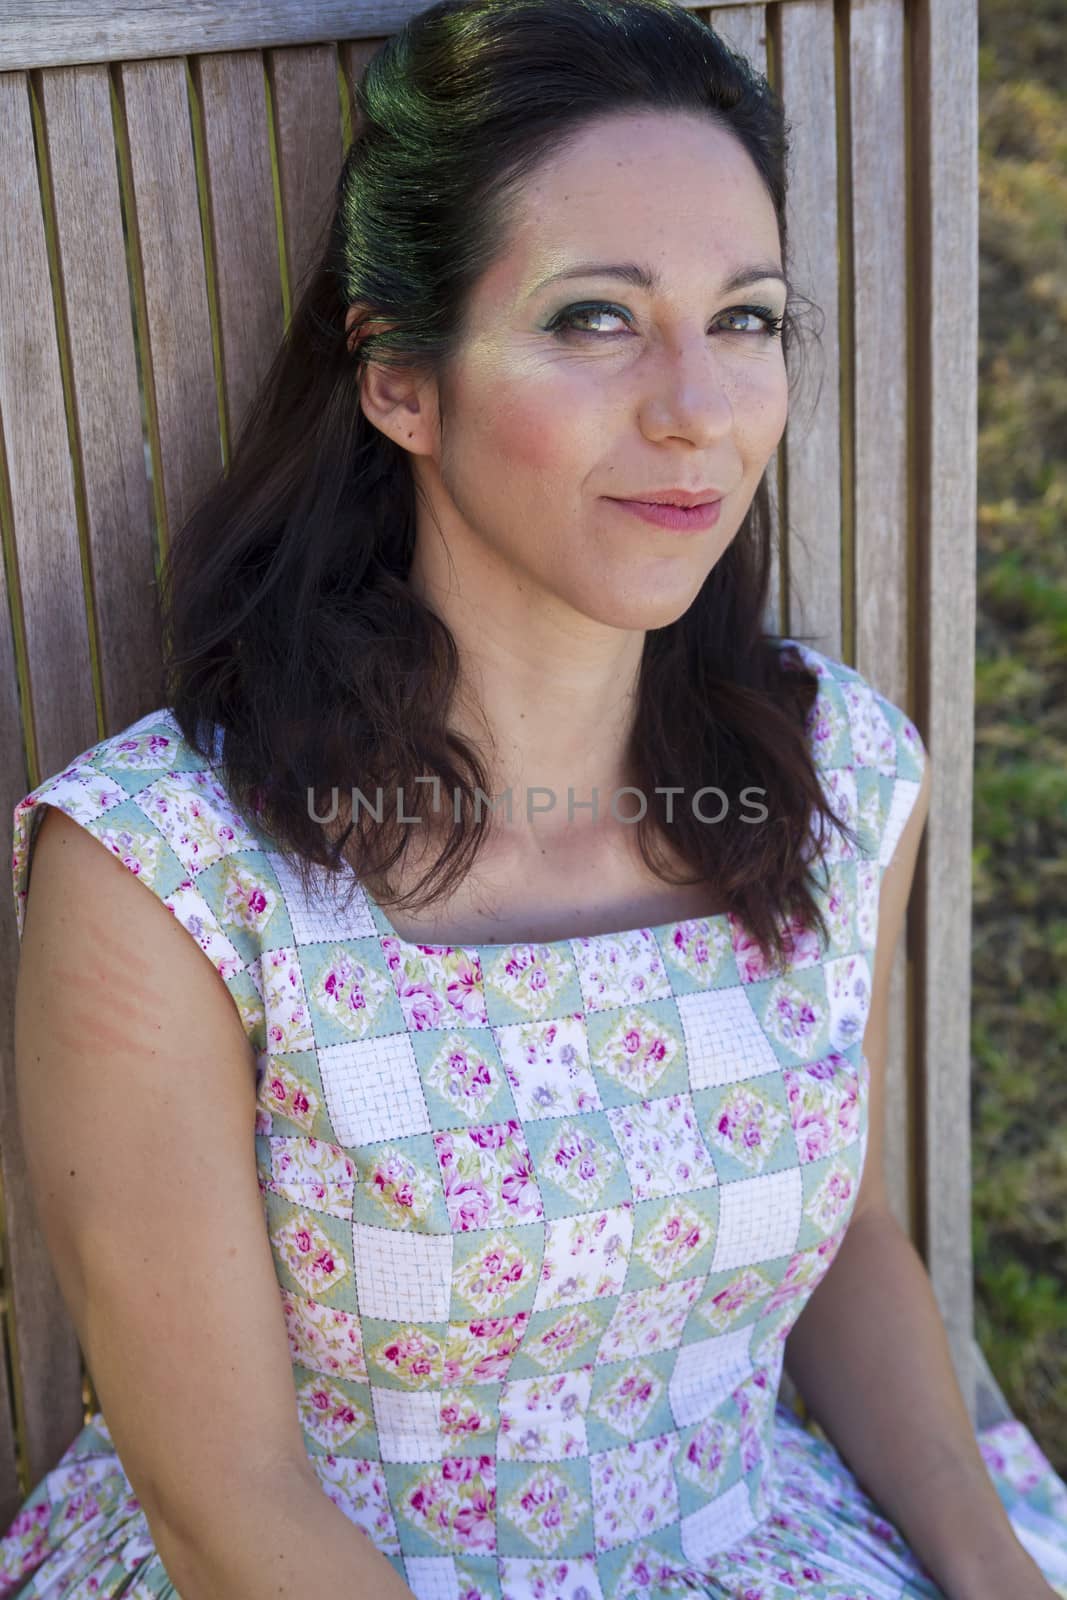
[677,987,782,1089]
[667,1326,755,1427]
[679,1476,756,1560]
[373,1389,446,1465]
[711,1167,803,1271]
[267,850,378,942]
[352,1223,452,1321]
[319,1033,430,1144]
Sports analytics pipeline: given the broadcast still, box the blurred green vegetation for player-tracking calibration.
[973,0,1067,1477]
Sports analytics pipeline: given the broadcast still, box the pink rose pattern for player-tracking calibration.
[365,1144,437,1228]
[403,1456,497,1554]
[6,659,1067,1600]
[435,1121,545,1232]
[785,1051,864,1164]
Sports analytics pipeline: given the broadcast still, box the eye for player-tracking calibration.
[546,301,785,339]
[548,302,632,336]
[719,305,785,338]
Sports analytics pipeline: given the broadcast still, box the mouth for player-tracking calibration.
[605,496,725,532]
[610,487,727,508]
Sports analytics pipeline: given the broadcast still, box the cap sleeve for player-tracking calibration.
[781,638,928,870]
[11,709,271,1056]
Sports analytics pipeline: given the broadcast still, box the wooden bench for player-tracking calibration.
[0,0,1010,1526]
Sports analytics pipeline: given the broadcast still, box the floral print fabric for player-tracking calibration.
[2,640,1066,1600]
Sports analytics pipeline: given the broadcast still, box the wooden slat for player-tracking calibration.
[776,0,842,662]
[704,7,784,635]
[0,67,96,1505]
[1,0,767,73]
[193,51,285,449]
[0,72,91,1501]
[0,67,102,1509]
[115,56,221,547]
[910,0,980,1422]
[0,494,43,1532]
[848,0,913,1245]
[339,34,386,143]
[973,1334,1013,1429]
[852,0,909,701]
[763,449,785,637]
[0,553,26,1527]
[707,3,766,68]
[0,1052,81,1512]
[39,65,165,732]
[0,73,98,773]
[268,44,344,302]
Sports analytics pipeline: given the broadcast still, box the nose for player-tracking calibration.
[640,342,736,443]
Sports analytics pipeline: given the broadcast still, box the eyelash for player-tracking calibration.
[546,300,785,340]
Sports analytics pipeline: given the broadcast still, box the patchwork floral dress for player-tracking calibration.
[3,640,1066,1600]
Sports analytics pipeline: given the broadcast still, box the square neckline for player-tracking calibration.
[358,877,738,956]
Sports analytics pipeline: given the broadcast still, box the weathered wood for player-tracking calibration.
[848,0,913,1245]
[339,35,388,144]
[1,0,767,73]
[0,1052,84,1519]
[775,0,842,664]
[39,64,166,730]
[0,77,91,1508]
[0,65,99,1520]
[267,45,345,303]
[973,1335,1013,1430]
[704,7,784,635]
[909,0,980,1419]
[707,2,766,69]
[0,74,98,774]
[115,56,222,547]
[0,489,55,1535]
[193,50,285,450]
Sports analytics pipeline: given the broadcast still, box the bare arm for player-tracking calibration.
[15,805,415,1600]
[786,1211,1053,1600]
[158,1459,417,1600]
[784,757,1055,1600]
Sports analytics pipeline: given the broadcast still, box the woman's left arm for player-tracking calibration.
[782,753,1057,1600]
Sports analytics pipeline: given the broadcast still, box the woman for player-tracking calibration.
[4,0,1066,1596]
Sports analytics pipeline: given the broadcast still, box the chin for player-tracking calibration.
[578,588,700,632]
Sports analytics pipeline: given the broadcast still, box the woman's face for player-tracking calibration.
[364,109,790,633]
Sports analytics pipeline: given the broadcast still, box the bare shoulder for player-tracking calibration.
[15,801,315,1558]
[24,802,249,1038]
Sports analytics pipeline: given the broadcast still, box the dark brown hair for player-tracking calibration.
[160,0,858,971]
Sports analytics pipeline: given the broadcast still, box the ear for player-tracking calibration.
[345,304,438,453]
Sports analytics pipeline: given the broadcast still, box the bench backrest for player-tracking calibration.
[0,0,978,1519]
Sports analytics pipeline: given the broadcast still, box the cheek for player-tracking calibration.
[478,386,583,476]
[731,364,789,462]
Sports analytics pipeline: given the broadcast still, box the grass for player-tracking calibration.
[971,0,1067,1476]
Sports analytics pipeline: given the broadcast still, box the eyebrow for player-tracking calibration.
[529,260,790,298]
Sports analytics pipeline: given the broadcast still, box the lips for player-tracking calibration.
[611,489,725,508]
[608,497,724,532]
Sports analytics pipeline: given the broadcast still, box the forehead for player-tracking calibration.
[482,110,782,307]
